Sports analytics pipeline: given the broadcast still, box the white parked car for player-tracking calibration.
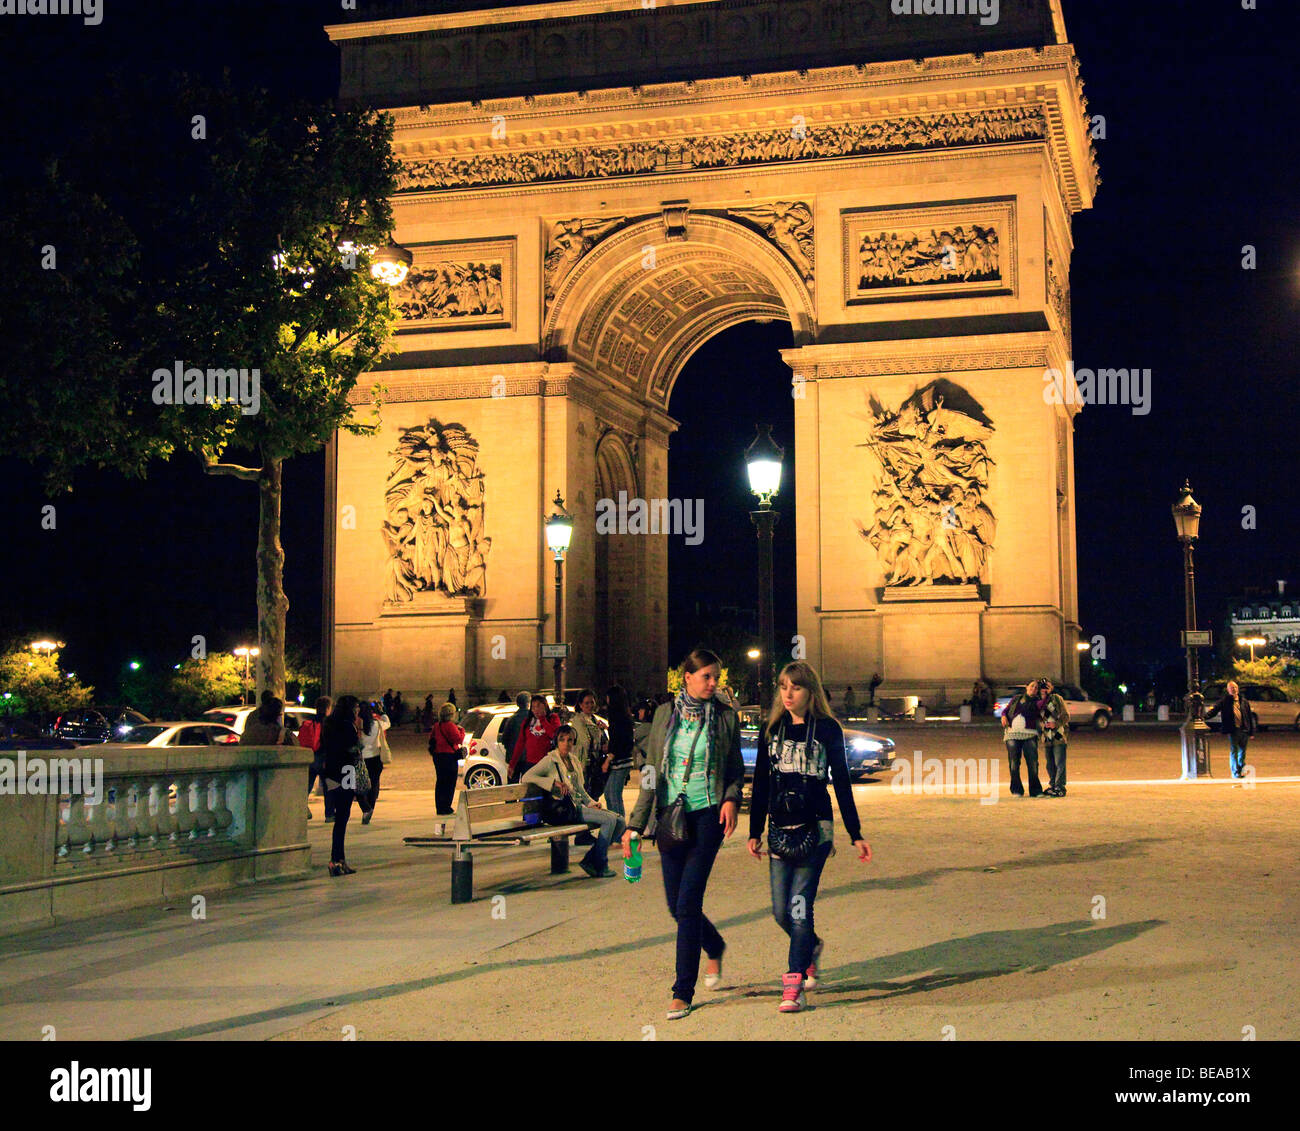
[458,698,604,789]
[993,684,1113,730]
[203,705,317,736]
[110,722,241,747]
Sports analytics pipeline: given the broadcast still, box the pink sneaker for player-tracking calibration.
[779,972,805,1013]
[805,937,825,989]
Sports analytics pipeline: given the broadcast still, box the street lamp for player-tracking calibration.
[370,242,414,287]
[1172,480,1211,778]
[747,647,761,705]
[544,491,574,713]
[30,640,65,654]
[233,646,260,707]
[1236,636,1267,662]
[746,425,785,711]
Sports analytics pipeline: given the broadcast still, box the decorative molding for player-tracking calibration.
[842,198,1015,305]
[788,348,1050,380]
[398,106,1048,194]
[1046,249,1072,343]
[728,200,814,285]
[544,215,630,303]
[661,200,691,242]
[394,238,516,332]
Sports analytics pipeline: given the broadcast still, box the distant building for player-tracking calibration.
[1229,581,1300,650]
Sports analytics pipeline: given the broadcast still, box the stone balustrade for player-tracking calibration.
[0,743,312,934]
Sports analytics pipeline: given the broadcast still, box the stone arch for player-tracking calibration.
[593,431,641,690]
[544,213,816,409]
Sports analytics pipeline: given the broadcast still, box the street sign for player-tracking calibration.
[539,643,570,659]
[1181,630,1212,647]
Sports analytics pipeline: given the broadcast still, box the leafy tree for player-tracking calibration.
[666,665,732,695]
[0,74,401,704]
[1232,656,1300,700]
[164,654,245,719]
[0,648,94,717]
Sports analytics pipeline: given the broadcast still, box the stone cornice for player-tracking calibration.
[349,362,564,404]
[783,335,1056,379]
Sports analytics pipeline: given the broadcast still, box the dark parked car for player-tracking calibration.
[53,707,150,744]
[738,706,895,779]
[0,717,81,751]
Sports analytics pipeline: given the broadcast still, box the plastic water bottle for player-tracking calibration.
[623,833,642,884]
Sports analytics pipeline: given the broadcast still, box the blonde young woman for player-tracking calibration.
[622,649,745,1021]
[748,662,872,1013]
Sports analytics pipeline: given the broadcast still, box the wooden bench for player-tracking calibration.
[403,783,590,904]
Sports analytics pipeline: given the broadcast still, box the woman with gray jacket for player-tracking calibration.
[621,649,745,1021]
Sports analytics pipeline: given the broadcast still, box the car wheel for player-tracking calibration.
[1093,710,1110,731]
[464,765,500,790]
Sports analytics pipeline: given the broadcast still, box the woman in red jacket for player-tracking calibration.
[508,695,560,781]
[429,702,466,815]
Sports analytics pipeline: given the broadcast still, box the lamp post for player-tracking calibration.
[1172,481,1211,778]
[233,646,260,707]
[746,425,785,712]
[747,648,761,705]
[544,492,574,714]
[1236,635,1266,663]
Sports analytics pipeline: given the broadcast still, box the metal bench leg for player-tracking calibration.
[451,844,473,904]
[550,837,570,875]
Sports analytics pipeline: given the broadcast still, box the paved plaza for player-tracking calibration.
[1,725,1297,1042]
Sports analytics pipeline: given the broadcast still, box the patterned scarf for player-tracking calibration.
[663,687,715,769]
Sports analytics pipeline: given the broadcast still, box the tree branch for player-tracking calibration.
[203,459,262,481]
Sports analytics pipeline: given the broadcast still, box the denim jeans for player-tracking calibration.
[769,840,833,975]
[602,766,631,817]
[1006,738,1042,795]
[1228,734,1249,777]
[1043,741,1067,792]
[579,804,626,871]
[326,786,354,864]
[659,806,726,1003]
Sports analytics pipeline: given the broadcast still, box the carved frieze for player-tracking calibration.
[394,239,515,331]
[384,420,492,601]
[842,199,1016,305]
[398,106,1047,193]
[1047,250,1072,341]
[859,381,997,588]
[728,201,814,285]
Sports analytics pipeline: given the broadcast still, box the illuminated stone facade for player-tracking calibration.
[323,0,1096,704]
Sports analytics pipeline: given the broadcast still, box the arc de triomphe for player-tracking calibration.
[322,0,1096,705]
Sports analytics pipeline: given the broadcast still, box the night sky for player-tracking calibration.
[1,0,1297,698]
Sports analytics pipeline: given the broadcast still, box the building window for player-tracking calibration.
[1241,607,1253,619]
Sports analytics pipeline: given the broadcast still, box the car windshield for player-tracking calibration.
[204,711,241,726]
[462,709,497,739]
[114,725,169,743]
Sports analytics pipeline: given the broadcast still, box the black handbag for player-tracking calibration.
[542,792,581,826]
[765,726,818,864]
[655,718,705,852]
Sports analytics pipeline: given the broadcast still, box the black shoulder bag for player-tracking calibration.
[765,722,818,864]
[655,718,705,852]
[541,751,583,826]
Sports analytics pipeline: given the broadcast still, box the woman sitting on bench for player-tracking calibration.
[523,725,626,879]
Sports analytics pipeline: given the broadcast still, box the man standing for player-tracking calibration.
[499,692,532,783]
[1206,681,1255,779]
[843,685,857,717]
[1039,677,1070,797]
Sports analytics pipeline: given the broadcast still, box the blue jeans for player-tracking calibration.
[1006,738,1042,795]
[603,766,631,817]
[769,840,833,975]
[1228,733,1249,777]
[1044,742,1067,792]
[659,806,725,1003]
[578,804,625,871]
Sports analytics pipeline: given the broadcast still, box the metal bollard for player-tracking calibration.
[451,846,473,903]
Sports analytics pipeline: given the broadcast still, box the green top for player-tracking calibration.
[664,716,712,812]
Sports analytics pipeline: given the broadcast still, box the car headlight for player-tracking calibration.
[850,738,883,753]
[116,725,132,735]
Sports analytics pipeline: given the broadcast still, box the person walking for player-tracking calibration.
[298,695,332,821]
[508,695,560,782]
[358,700,391,823]
[1039,677,1070,797]
[382,689,394,717]
[622,648,744,1022]
[420,694,435,733]
[447,687,457,707]
[1206,680,1255,779]
[1001,679,1045,797]
[524,725,626,877]
[500,692,533,783]
[602,685,635,817]
[391,691,405,727]
[749,661,872,1013]
[429,703,465,816]
[842,685,857,718]
[321,695,363,876]
[571,688,609,800]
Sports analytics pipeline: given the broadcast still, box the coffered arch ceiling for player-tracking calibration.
[544,214,814,408]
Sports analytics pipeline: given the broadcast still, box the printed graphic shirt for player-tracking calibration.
[749,714,863,844]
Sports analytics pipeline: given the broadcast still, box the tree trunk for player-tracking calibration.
[256,456,289,701]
